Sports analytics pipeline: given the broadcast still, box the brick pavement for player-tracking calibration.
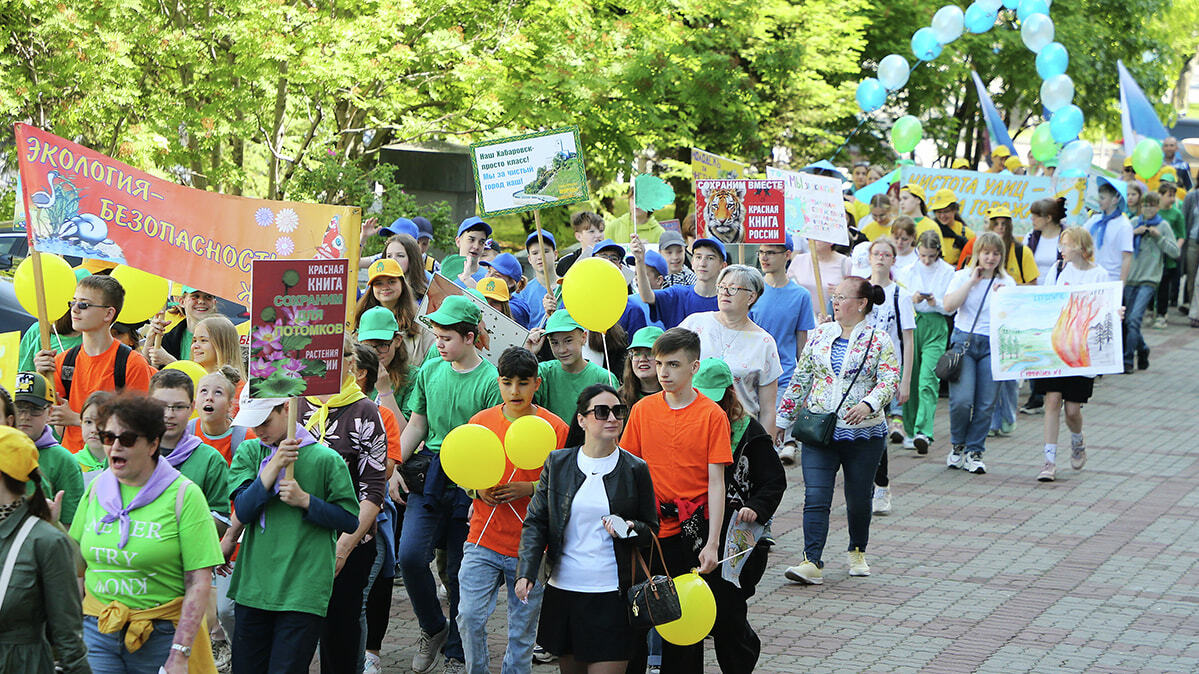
[369,320,1199,673]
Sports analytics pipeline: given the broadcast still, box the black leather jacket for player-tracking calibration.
[517,446,659,592]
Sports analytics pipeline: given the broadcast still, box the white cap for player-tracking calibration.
[231,385,287,429]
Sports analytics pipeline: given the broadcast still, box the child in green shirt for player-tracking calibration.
[527,309,619,422]
[149,370,230,524]
[13,371,83,525]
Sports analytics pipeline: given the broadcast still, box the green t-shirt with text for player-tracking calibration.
[163,442,230,517]
[406,356,502,454]
[226,438,359,616]
[69,477,223,609]
[31,441,84,526]
[534,360,619,424]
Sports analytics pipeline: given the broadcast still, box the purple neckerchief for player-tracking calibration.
[254,424,318,530]
[33,425,58,449]
[93,458,181,549]
[161,433,202,468]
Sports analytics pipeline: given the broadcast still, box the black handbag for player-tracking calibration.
[398,449,433,496]
[627,536,683,629]
[791,335,872,449]
[934,277,995,383]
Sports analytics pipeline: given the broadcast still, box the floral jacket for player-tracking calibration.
[777,321,900,430]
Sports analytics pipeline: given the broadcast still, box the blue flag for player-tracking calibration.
[1118,60,1169,155]
[972,70,1017,160]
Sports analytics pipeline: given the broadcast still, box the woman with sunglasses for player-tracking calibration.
[776,277,899,585]
[515,384,658,673]
[69,394,223,673]
[680,265,783,438]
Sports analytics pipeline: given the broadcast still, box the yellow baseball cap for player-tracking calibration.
[929,188,958,211]
[903,184,927,204]
[991,146,1011,158]
[952,158,970,169]
[986,206,1013,220]
[475,277,510,302]
[367,258,404,284]
[1005,156,1023,171]
[1123,157,1134,168]
[0,426,39,483]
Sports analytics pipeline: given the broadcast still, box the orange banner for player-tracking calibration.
[15,124,360,305]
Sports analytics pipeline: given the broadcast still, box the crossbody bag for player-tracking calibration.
[790,333,874,449]
[934,276,995,382]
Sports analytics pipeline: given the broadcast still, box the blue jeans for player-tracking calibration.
[83,615,174,674]
[1123,284,1155,365]
[456,543,544,674]
[948,329,998,454]
[800,434,886,566]
[990,379,1018,431]
[398,487,471,662]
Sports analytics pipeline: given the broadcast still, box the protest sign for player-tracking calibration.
[721,514,764,589]
[691,148,747,181]
[0,331,18,390]
[248,259,349,399]
[694,179,785,246]
[990,281,1123,381]
[765,167,849,246]
[422,274,530,366]
[15,125,360,306]
[470,127,588,217]
[900,165,1086,236]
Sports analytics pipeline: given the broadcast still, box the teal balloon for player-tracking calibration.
[911,27,943,61]
[877,54,911,91]
[891,115,924,154]
[965,2,998,33]
[1040,73,1074,112]
[978,0,1004,9]
[1036,42,1069,79]
[1020,13,1054,52]
[1017,0,1049,21]
[1002,0,1020,8]
[856,78,887,112]
[1131,138,1164,179]
[1030,123,1060,162]
[634,174,675,213]
[1049,104,1084,143]
[931,5,965,44]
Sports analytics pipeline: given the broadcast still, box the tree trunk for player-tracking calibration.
[267,65,289,201]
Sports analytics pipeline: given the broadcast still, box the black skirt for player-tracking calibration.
[538,584,636,663]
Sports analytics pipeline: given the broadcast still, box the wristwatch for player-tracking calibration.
[171,643,192,657]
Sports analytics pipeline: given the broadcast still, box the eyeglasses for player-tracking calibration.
[584,404,629,421]
[98,430,144,447]
[756,249,786,257]
[14,405,48,417]
[716,285,753,297]
[162,404,192,413]
[830,294,863,303]
[68,300,112,312]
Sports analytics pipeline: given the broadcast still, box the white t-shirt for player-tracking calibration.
[1043,261,1111,286]
[895,249,918,274]
[1083,212,1134,282]
[1025,231,1061,285]
[679,312,783,418]
[865,282,916,356]
[946,268,1011,336]
[898,259,956,315]
[549,450,621,593]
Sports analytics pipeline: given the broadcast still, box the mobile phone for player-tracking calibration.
[602,514,634,538]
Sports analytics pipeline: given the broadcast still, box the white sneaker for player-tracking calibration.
[784,560,823,585]
[364,652,382,674]
[947,445,965,469]
[913,434,930,455]
[777,442,797,466]
[1037,462,1056,482]
[872,486,892,515]
[902,436,916,450]
[964,451,987,474]
[847,548,870,576]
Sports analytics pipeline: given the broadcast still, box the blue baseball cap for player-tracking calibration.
[457,216,492,238]
[763,233,795,252]
[413,216,434,240]
[381,217,419,239]
[628,249,668,277]
[692,237,728,262]
[525,230,557,249]
[480,252,523,281]
[593,239,626,259]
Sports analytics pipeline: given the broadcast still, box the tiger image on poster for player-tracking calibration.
[699,182,747,244]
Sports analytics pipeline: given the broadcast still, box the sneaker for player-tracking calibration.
[1037,462,1056,482]
[412,624,449,674]
[784,559,823,585]
[946,445,965,469]
[995,420,1016,437]
[1071,436,1087,470]
[902,436,916,450]
[889,420,905,444]
[913,434,930,455]
[964,451,986,474]
[777,442,797,466]
[847,548,870,576]
[212,639,232,674]
[1154,315,1169,329]
[442,659,465,674]
[872,486,892,515]
[1138,348,1150,370]
[1018,403,1044,415]
[532,644,557,664]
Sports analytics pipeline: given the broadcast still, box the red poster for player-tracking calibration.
[248,259,349,398]
[694,179,785,246]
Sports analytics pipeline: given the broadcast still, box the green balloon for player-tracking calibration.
[891,115,923,154]
[1131,138,1164,180]
[1030,123,1060,162]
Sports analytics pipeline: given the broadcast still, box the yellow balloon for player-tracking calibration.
[14,254,76,320]
[109,266,171,323]
[657,573,717,646]
[440,424,505,490]
[504,415,557,470]
[561,257,626,333]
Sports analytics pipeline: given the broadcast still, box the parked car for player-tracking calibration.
[0,275,36,334]
[0,232,30,271]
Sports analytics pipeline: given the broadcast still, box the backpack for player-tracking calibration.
[60,343,132,401]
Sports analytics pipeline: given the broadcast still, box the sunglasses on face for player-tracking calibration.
[68,300,112,312]
[584,404,629,421]
[98,430,144,447]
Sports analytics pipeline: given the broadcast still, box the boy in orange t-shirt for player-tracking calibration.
[35,274,154,452]
[620,327,730,672]
[459,347,568,673]
[191,372,257,464]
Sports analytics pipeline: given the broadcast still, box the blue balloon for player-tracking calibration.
[911,27,943,61]
[856,78,887,113]
[1036,42,1069,79]
[1049,104,1084,143]
[1002,0,1020,8]
[965,2,998,33]
[1017,0,1050,21]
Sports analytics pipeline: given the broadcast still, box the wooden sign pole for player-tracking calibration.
[531,210,554,313]
[285,398,298,480]
[808,239,827,321]
[30,250,51,350]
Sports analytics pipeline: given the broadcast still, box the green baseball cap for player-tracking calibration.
[14,372,55,408]
[694,358,733,402]
[544,309,584,335]
[421,294,481,328]
[629,326,664,350]
[358,306,399,342]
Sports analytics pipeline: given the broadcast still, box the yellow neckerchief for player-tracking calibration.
[83,592,216,672]
[304,376,367,442]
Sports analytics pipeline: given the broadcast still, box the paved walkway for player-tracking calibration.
[373,319,1199,673]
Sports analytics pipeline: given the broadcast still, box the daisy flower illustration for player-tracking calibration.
[254,207,274,227]
[276,208,299,233]
[275,236,295,256]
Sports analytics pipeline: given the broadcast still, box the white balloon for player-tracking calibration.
[878,54,912,91]
[1058,140,1093,172]
[931,5,966,44]
[1040,73,1074,112]
[1021,13,1054,53]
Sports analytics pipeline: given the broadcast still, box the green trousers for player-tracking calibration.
[902,312,949,439]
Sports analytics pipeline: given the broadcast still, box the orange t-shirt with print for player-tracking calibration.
[620,390,732,537]
[54,340,155,452]
[466,405,569,557]
[380,405,403,463]
[192,424,258,465]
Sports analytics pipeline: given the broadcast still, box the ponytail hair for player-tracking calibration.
[2,468,53,522]
[1030,196,1068,223]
